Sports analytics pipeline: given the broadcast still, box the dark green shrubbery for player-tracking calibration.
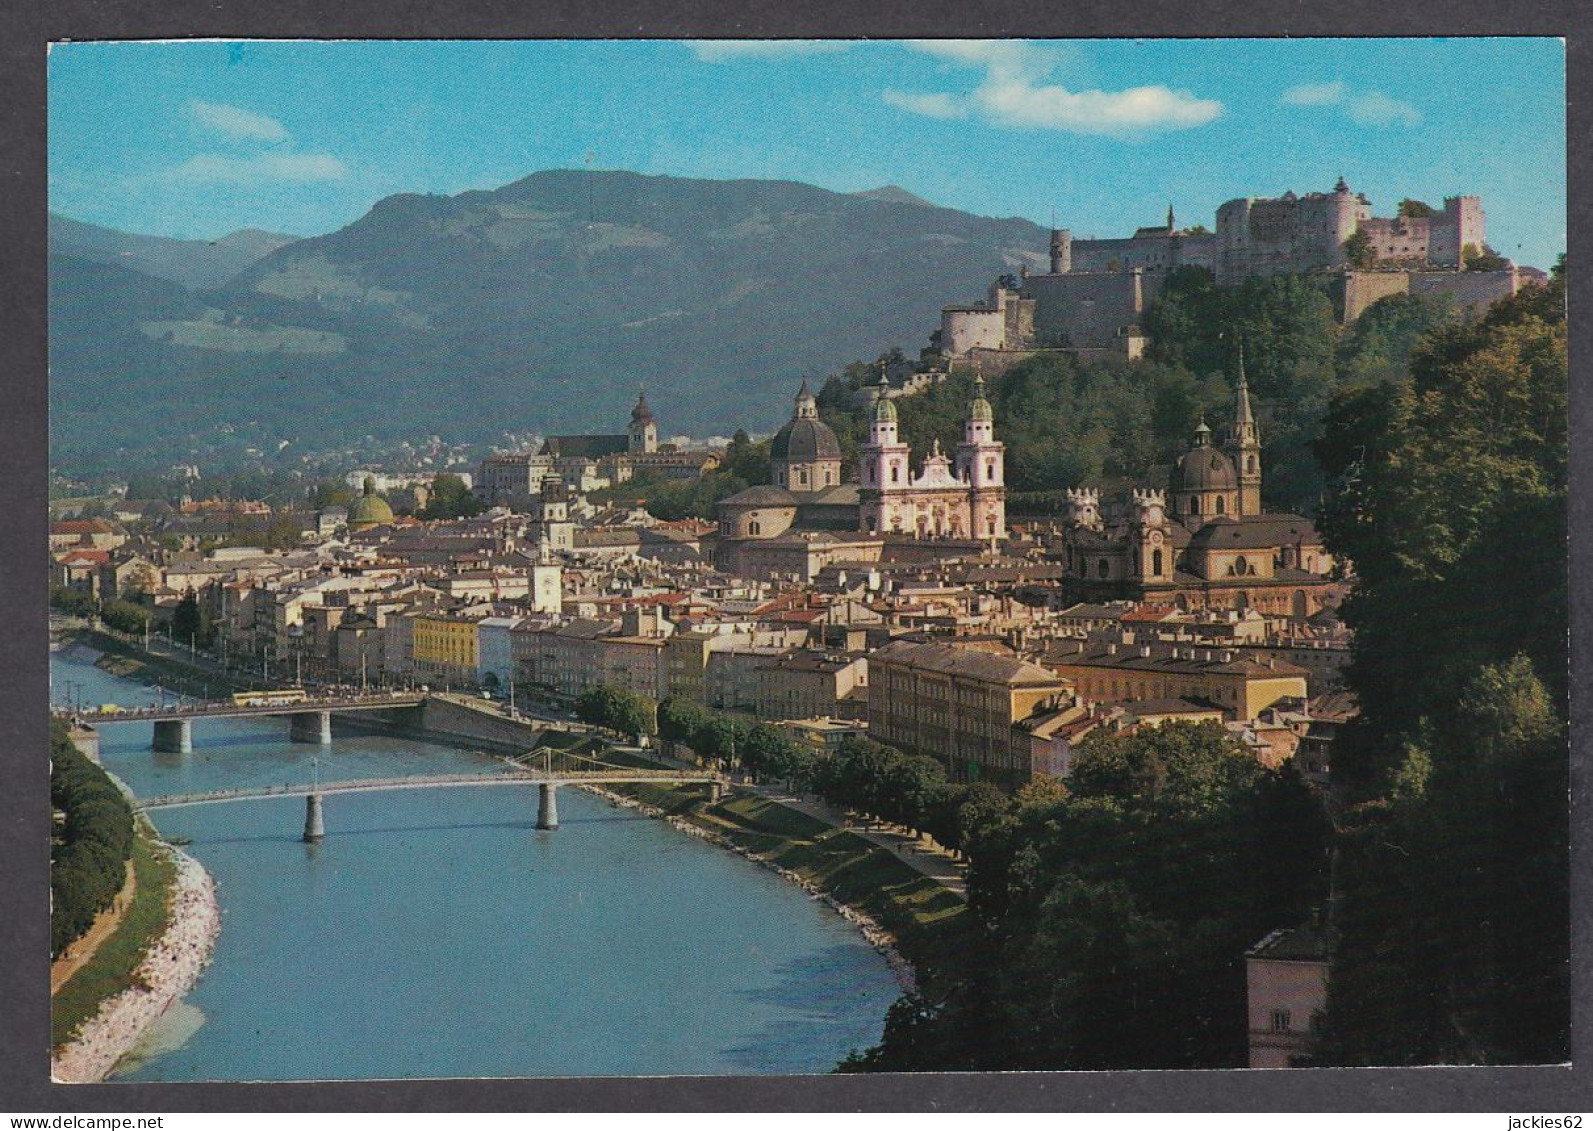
[50,720,135,957]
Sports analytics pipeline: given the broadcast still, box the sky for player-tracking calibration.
[48,38,1567,269]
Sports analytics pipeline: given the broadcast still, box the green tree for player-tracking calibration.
[171,591,203,646]
[1315,270,1568,1066]
[657,697,709,745]
[1342,229,1376,269]
[99,598,151,635]
[420,473,487,520]
[1463,243,1511,272]
[313,481,355,508]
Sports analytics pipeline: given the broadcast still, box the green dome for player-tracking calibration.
[347,478,395,530]
[871,386,898,424]
[968,375,993,422]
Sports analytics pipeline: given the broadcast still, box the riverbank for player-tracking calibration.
[59,625,259,704]
[51,713,222,1083]
[51,831,220,1083]
[50,859,137,994]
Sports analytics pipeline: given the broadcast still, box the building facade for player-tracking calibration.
[1051,365,1338,619]
[868,640,1074,788]
[858,375,1007,541]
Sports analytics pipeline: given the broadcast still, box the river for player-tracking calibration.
[51,646,899,1080]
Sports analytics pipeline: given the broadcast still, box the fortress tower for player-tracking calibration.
[1049,228,1073,274]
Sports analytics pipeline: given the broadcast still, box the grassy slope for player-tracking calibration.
[51,827,175,1050]
[596,769,971,984]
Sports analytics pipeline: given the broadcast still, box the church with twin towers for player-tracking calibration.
[714,376,1007,580]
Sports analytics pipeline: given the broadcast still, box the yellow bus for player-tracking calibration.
[231,690,309,708]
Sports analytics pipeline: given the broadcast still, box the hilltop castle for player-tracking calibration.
[940,179,1526,371]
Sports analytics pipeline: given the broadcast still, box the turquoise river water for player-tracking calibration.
[51,647,899,1080]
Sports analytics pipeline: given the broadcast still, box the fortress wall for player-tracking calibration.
[1409,269,1519,317]
[1070,236,1173,273]
[1023,271,1157,349]
[941,308,1007,354]
[1335,271,1411,323]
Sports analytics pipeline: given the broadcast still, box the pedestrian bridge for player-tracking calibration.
[136,750,724,837]
[136,768,720,811]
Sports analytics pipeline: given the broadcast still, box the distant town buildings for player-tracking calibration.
[476,392,720,509]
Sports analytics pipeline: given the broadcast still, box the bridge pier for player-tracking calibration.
[290,710,332,745]
[303,792,325,842]
[536,783,559,830]
[708,779,724,804]
[152,718,192,754]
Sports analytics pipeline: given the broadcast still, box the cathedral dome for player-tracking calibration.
[347,478,395,531]
[1173,444,1238,493]
[770,417,842,464]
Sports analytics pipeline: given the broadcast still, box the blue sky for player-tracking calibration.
[48,38,1567,268]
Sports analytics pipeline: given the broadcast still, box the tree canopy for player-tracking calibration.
[846,721,1330,1071]
[1314,271,1568,1064]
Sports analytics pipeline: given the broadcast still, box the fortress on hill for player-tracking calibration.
[939,179,1531,371]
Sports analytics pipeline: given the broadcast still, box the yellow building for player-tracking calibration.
[1042,637,1308,721]
[869,640,1074,789]
[411,610,484,682]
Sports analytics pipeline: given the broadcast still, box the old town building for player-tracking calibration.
[868,639,1073,789]
[1051,362,1338,619]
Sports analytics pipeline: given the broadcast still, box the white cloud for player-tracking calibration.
[1280,81,1421,127]
[190,100,289,143]
[881,89,968,120]
[172,152,348,185]
[1282,81,1348,107]
[890,40,1222,136]
[687,40,850,63]
[975,77,1222,133]
[1347,90,1422,127]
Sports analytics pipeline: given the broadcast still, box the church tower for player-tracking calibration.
[859,375,910,535]
[530,475,574,553]
[1130,489,1174,585]
[1225,349,1262,516]
[955,375,1006,540]
[628,390,658,454]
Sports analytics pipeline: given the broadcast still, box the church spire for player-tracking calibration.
[1227,342,1262,516]
[1235,344,1254,427]
[967,374,993,423]
[1167,202,1176,232]
[794,378,818,420]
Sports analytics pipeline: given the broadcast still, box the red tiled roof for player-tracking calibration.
[1121,603,1178,623]
[57,549,111,565]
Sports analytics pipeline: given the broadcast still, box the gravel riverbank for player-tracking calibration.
[51,847,220,1084]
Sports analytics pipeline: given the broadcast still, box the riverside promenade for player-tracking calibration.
[634,746,969,902]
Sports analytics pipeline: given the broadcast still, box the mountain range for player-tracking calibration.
[49,170,1050,470]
